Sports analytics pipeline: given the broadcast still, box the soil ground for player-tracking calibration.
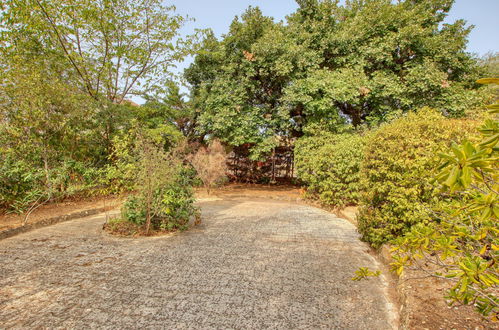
[0,195,123,233]
[195,183,303,201]
[340,207,495,330]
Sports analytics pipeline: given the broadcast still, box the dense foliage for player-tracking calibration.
[295,132,367,207]
[0,0,195,216]
[390,79,498,318]
[119,138,196,234]
[357,108,480,247]
[186,0,487,157]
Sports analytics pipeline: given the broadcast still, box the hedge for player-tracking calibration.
[357,108,480,247]
[295,132,367,208]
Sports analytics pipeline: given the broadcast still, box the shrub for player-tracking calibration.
[357,108,480,247]
[120,138,197,234]
[101,132,140,194]
[390,78,499,318]
[295,132,367,208]
[101,124,184,194]
[121,179,195,232]
[0,157,44,213]
[189,139,228,194]
[0,150,105,217]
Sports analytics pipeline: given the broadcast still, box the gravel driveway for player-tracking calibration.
[0,197,397,329]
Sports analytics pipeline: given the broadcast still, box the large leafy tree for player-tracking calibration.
[283,0,484,128]
[0,0,194,211]
[187,0,486,155]
[1,0,195,156]
[186,7,296,157]
[1,0,192,102]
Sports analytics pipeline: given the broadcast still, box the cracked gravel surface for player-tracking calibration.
[0,198,396,329]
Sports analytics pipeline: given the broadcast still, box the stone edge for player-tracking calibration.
[0,207,114,241]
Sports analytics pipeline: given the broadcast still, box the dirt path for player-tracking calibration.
[0,197,397,329]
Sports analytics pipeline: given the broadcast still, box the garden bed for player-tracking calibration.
[0,195,122,236]
[339,207,495,329]
[103,213,201,237]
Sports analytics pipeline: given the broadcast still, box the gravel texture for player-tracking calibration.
[0,197,396,329]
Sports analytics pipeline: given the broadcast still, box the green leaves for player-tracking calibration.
[0,0,198,213]
[295,131,367,207]
[357,108,480,247]
[387,77,499,318]
[187,0,486,151]
[2,0,193,102]
[121,136,196,233]
[435,141,493,191]
[352,267,381,281]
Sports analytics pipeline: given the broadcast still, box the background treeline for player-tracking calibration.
[185,0,491,158]
[0,0,195,213]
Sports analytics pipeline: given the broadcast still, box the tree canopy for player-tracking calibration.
[186,0,486,157]
[1,0,192,102]
[0,0,196,211]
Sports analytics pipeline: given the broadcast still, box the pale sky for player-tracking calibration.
[173,0,498,55]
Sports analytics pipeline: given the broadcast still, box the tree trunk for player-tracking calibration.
[340,103,363,127]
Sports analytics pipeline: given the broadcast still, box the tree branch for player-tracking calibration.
[34,0,96,99]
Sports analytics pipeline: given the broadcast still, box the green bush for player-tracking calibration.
[0,156,104,213]
[390,78,499,318]
[357,108,480,247]
[295,132,367,207]
[0,157,44,212]
[121,180,195,231]
[49,160,103,195]
[120,138,197,233]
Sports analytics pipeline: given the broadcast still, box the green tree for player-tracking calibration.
[187,0,486,156]
[1,0,197,154]
[143,82,200,142]
[186,7,296,158]
[0,57,100,213]
[2,0,192,102]
[479,53,499,100]
[0,0,194,212]
[119,136,196,235]
[283,0,485,128]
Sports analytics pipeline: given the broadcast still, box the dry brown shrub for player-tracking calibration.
[189,139,228,194]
